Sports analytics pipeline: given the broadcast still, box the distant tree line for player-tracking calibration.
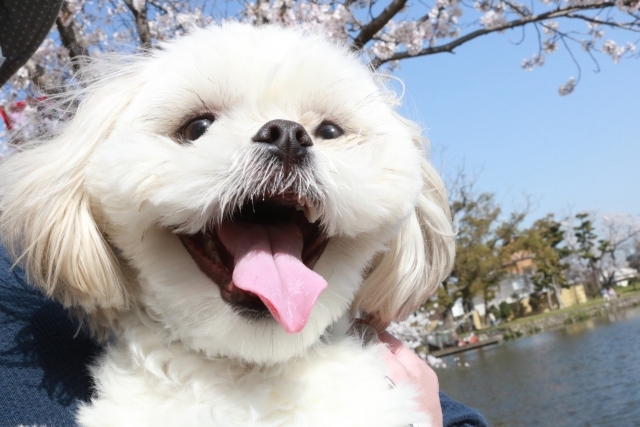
[434,173,640,319]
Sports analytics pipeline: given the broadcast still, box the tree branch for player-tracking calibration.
[564,13,640,31]
[351,0,408,51]
[558,32,582,82]
[147,0,171,15]
[55,1,89,72]
[370,2,616,68]
[123,0,153,48]
[253,0,273,25]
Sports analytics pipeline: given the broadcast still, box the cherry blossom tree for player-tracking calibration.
[3,0,640,110]
[242,0,639,94]
[2,0,639,141]
[1,1,214,143]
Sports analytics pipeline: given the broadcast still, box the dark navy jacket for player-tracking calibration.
[0,247,487,427]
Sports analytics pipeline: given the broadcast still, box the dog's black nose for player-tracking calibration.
[252,120,312,174]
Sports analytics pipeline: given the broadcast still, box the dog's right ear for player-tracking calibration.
[0,81,136,322]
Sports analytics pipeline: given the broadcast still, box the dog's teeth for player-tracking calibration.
[304,205,320,223]
[206,240,222,264]
[295,205,304,212]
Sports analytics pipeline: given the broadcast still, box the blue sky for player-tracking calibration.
[392,29,640,222]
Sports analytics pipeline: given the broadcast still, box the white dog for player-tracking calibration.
[0,23,454,426]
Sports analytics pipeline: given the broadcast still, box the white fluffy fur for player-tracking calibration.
[0,24,455,426]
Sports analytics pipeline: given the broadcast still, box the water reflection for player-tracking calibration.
[437,306,640,427]
[565,319,595,334]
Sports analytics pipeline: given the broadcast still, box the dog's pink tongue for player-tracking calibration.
[217,222,327,334]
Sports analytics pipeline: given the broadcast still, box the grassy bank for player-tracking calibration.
[482,288,640,340]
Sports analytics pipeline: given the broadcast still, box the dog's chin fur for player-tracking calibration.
[0,23,455,426]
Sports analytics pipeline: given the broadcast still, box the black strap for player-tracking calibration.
[0,0,64,87]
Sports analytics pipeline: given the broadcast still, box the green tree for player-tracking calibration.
[516,215,569,309]
[573,212,607,295]
[499,301,512,321]
[628,249,640,272]
[442,188,524,315]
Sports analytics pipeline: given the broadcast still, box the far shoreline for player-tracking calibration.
[481,290,640,342]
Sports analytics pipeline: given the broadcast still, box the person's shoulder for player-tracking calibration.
[440,392,489,427]
[0,245,101,426]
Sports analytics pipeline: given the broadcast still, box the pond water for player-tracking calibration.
[437,306,640,427]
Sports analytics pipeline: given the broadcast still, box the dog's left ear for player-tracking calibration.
[0,70,140,335]
[354,130,455,328]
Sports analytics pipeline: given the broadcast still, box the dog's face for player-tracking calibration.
[0,24,454,364]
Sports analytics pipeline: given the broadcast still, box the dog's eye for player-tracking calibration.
[182,116,214,142]
[315,122,344,140]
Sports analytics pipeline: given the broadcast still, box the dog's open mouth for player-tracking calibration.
[178,195,329,334]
